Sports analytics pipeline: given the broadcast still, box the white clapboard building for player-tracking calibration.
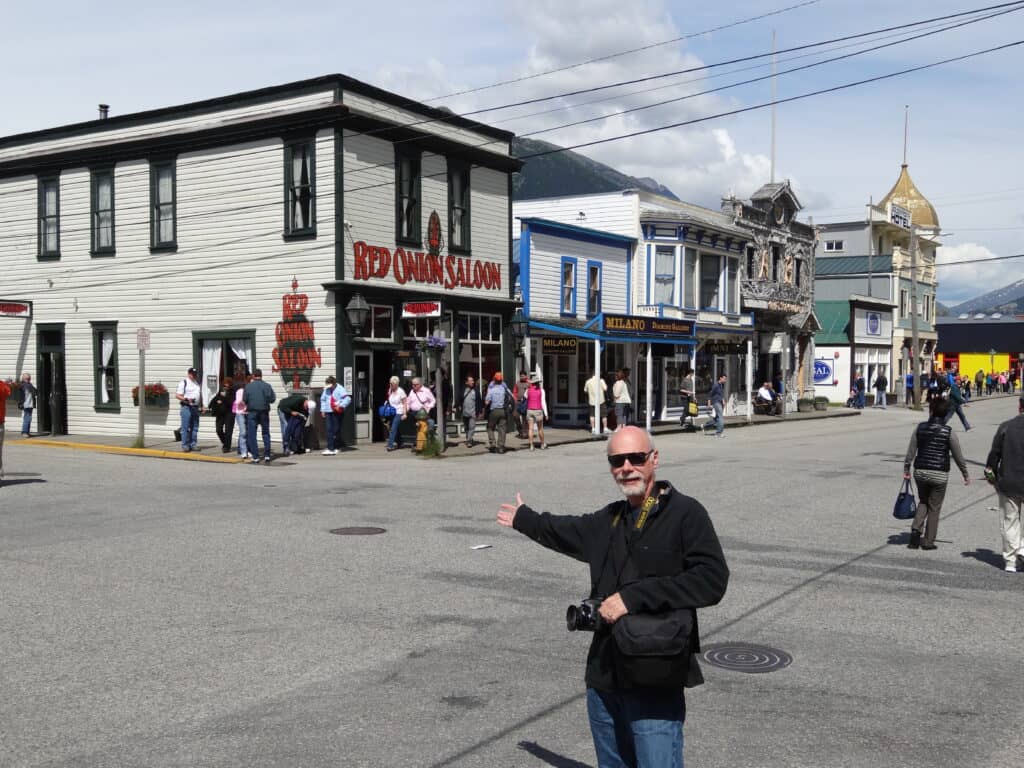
[0,75,520,445]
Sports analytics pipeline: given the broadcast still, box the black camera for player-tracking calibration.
[566,598,602,632]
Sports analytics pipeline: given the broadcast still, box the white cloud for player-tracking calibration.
[935,242,1024,305]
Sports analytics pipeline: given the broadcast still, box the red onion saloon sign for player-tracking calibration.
[352,241,502,291]
[272,278,322,386]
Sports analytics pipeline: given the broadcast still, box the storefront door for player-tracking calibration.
[36,324,67,435]
[354,351,372,442]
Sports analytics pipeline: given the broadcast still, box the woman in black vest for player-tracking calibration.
[903,398,971,550]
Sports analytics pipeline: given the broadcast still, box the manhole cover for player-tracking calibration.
[329,527,386,536]
[702,642,792,673]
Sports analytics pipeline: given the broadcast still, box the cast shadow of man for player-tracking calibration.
[517,741,593,768]
[961,548,1005,570]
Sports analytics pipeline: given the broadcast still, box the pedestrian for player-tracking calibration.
[384,376,408,452]
[984,396,1024,572]
[943,374,971,431]
[175,367,202,452]
[707,374,727,437]
[484,372,513,454]
[525,373,548,451]
[0,377,11,487]
[905,371,914,405]
[514,370,530,439]
[613,368,633,429]
[232,375,250,459]
[454,374,484,448]
[854,369,866,409]
[873,371,888,409]
[405,377,437,452]
[903,398,971,551]
[243,368,276,464]
[16,374,37,437]
[999,371,1008,394]
[495,426,729,768]
[208,378,235,453]
[319,375,350,456]
[277,390,311,456]
[585,372,611,435]
[975,369,985,397]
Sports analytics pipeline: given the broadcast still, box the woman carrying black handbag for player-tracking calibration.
[902,398,971,550]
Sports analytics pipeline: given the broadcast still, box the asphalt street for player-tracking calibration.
[1,396,1021,768]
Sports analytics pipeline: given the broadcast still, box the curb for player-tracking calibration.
[13,439,244,464]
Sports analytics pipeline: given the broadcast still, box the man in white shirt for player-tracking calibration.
[585,374,611,435]
[176,367,203,452]
[757,382,778,415]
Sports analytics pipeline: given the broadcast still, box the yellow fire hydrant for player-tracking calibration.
[415,418,429,451]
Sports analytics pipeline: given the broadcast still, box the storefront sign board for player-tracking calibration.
[351,241,503,293]
[542,337,578,355]
[402,301,442,319]
[702,342,745,355]
[602,314,694,338]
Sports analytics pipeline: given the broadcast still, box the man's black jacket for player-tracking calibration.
[513,480,728,691]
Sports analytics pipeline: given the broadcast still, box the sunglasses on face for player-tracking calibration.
[607,450,653,469]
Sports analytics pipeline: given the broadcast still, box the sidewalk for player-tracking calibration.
[9,406,862,463]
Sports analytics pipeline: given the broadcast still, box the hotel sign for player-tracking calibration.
[603,314,694,338]
[0,300,31,318]
[890,203,911,230]
[542,337,578,355]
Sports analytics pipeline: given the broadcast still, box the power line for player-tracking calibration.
[423,0,825,102]
[514,39,1024,160]
[2,1,1016,201]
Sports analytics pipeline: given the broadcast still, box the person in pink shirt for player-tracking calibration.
[232,375,250,458]
[524,374,548,451]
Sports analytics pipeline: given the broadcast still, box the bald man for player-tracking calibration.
[497,426,728,768]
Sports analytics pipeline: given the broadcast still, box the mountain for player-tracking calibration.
[512,137,679,201]
[949,279,1024,315]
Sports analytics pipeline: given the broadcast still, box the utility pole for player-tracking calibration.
[909,225,922,409]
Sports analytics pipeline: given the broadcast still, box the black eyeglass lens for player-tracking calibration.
[608,452,649,468]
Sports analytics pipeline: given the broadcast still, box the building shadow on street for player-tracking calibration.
[961,548,1006,569]
[517,741,593,768]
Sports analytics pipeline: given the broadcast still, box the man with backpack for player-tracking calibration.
[278,391,313,456]
[484,372,513,454]
[319,376,351,456]
[455,374,484,448]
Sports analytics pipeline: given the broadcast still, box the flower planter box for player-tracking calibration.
[797,398,814,413]
[133,392,170,408]
[813,397,829,411]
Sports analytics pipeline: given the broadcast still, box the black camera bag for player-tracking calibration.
[611,608,698,689]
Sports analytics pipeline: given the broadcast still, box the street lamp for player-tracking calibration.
[509,308,528,349]
[345,293,370,331]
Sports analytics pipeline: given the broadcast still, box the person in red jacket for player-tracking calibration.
[0,377,12,487]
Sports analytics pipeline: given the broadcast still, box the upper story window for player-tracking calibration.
[745,245,756,278]
[653,245,675,304]
[899,289,908,318]
[771,244,781,281]
[150,160,177,251]
[284,139,316,237]
[700,253,721,310]
[794,258,802,288]
[824,239,844,252]
[448,161,470,253]
[91,169,115,255]
[561,257,577,315]
[38,176,60,259]
[587,262,602,317]
[396,147,421,245]
[684,248,697,308]
[726,257,739,313]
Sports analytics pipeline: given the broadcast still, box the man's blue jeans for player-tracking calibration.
[712,402,724,435]
[325,412,340,451]
[180,405,199,449]
[586,688,685,768]
[943,403,970,430]
[21,407,32,435]
[246,410,271,459]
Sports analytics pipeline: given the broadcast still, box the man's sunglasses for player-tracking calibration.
[607,450,654,469]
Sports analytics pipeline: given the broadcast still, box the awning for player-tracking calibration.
[527,316,697,346]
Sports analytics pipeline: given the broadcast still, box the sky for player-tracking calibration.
[2,0,1022,306]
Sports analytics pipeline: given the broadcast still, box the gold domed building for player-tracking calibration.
[814,162,942,404]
